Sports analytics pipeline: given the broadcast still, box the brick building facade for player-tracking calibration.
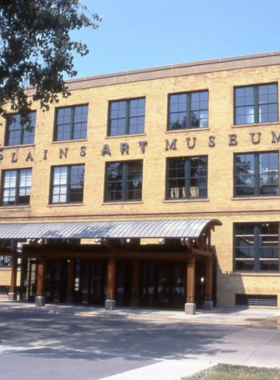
[0,51,280,311]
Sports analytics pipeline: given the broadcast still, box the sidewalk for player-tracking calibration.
[1,299,280,328]
[0,299,280,380]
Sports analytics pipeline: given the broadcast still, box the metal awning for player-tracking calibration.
[0,219,221,240]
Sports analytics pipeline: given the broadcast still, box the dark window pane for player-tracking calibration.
[166,156,207,200]
[105,161,143,202]
[6,112,36,146]
[109,99,145,136]
[168,91,208,130]
[235,84,278,125]
[55,106,88,141]
[234,223,280,273]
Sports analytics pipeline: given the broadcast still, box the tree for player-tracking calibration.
[0,0,101,122]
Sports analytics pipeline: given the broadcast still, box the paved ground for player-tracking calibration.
[0,301,280,379]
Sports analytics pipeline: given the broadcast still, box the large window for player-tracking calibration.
[50,165,84,204]
[234,152,279,197]
[105,160,143,202]
[234,83,278,125]
[166,156,208,199]
[2,169,32,206]
[5,112,36,146]
[108,98,145,136]
[54,105,88,141]
[168,91,208,130]
[234,223,279,272]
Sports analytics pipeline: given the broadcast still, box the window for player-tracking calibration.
[105,161,143,202]
[234,151,279,197]
[166,156,208,199]
[51,165,84,204]
[108,98,145,136]
[2,169,32,206]
[5,112,36,146]
[168,91,208,130]
[235,83,278,125]
[234,223,279,272]
[54,105,88,141]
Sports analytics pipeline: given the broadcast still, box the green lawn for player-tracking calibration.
[182,364,280,380]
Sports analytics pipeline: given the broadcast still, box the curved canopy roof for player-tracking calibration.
[0,219,222,240]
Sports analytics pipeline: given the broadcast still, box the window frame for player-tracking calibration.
[166,155,208,200]
[234,151,279,198]
[108,97,146,136]
[1,168,32,206]
[234,223,280,273]
[234,83,278,125]
[54,104,88,142]
[104,160,143,202]
[5,112,36,147]
[50,164,85,205]
[167,90,209,130]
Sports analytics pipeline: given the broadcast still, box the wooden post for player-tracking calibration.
[35,258,46,306]
[66,259,75,303]
[105,258,116,310]
[131,260,140,307]
[204,258,214,310]
[8,256,17,301]
[185,256,196,314]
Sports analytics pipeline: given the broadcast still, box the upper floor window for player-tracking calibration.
[234,151,279,197]
[105,160,143,202]
[108,98,145,136]
[50,165,84,204]
[234,223,279,272]
[166,156,208,199]
[234,83,278,125]
[2,169,32,206]
[54,105,88,141]
[168,91,208,130]
[5,112,36,146]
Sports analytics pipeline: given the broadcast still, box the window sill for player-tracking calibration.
[231,272,280,277]
[52,138,88,144]
[48,203,85,208]
[165,127,210,133]
[0,205,31,209]
[232,121,280,128]
[102,201,144,205]
[105,133,146,139]
[231,196,280,201]
[164,198,209,203]
[3,144,35,149]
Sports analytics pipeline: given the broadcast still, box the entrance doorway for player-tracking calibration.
[79,260,107,305]
[116,260,133,306]
[141,261,186,308]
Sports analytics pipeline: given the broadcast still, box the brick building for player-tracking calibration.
[0,51,280,312]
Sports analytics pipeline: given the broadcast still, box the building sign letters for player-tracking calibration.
[1,130,280,163]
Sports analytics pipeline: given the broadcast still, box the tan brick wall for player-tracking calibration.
[1,53,280,307]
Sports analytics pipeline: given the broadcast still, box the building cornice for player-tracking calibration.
[25,51,280,95]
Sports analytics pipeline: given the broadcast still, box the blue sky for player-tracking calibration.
[70,0,280,79]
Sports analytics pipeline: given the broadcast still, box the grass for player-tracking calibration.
[182,364,280,380]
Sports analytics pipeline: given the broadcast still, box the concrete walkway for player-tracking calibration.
[0,300,280,380]
[1,299,280,328]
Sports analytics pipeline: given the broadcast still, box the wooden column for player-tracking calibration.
[66,259,75,303]
[204,258,214,310]
[105,258,116,310]
[35,258,46,307]
[131,260,140,307]
[185,256,196,314]
[205,258,213,301]
[8,256,17,301]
